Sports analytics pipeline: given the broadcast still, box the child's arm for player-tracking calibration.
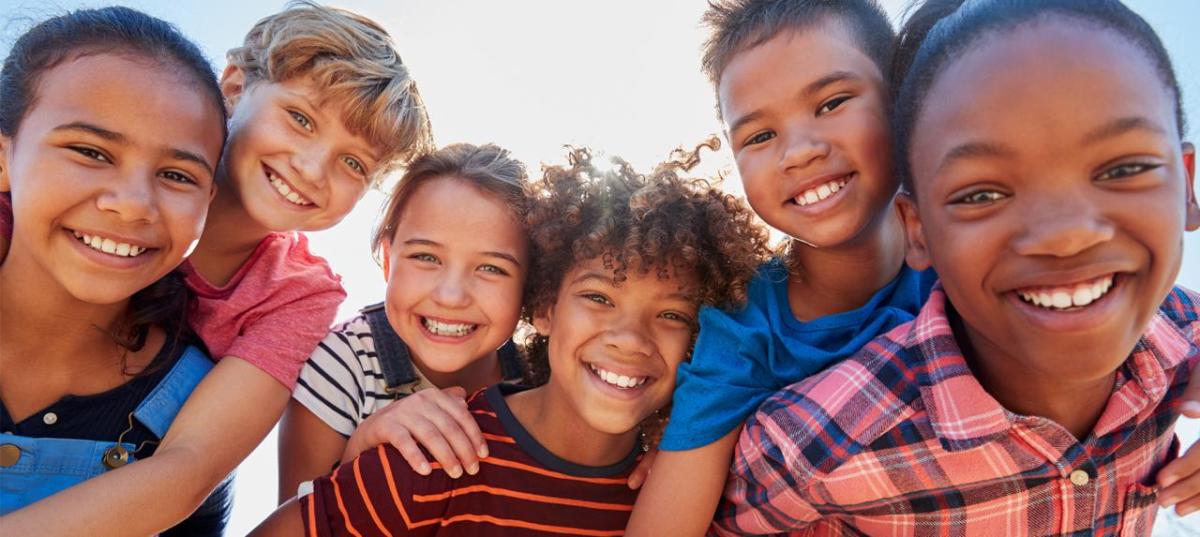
[625,429,740,536]
[251,497,305,537]
[0,358,289,536]
[278,399,351,503]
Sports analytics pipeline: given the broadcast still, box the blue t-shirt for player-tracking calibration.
[661,258,936,450]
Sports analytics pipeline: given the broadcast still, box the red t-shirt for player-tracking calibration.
[182,233,346,389]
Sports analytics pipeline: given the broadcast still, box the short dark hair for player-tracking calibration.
[891,0,1186,195]
[701,0,895,108]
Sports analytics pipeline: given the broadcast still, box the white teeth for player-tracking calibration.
[421,317,475,337]
[588,364,648,390]
[267,171,314,206]
[1017,275,1114,311]
[794,177,850,206]
[71,230,147,258]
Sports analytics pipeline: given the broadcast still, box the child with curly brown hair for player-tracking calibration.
[250,141,770,536]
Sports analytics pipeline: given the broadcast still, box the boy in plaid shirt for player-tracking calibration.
[713,0,1200,535]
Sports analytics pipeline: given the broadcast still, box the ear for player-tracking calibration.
[531,304,554,337]
[219,64,248,112]
[0,133,10,193]
[380,239,392,282]
[896,193,932,271]
[1183,142,1200,232]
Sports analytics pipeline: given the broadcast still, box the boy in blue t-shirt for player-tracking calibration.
[624,2,932,534]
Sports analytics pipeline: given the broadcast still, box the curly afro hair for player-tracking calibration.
[521,138,771,446]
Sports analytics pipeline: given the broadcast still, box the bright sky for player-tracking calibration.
[3,0,1200,534]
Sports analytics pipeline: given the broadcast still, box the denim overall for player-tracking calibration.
[360,302,524,394]
[0,345,212,514]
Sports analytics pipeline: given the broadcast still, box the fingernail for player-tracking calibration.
[417,463,431,475]
[1183,401,1200,415]
[1163,494,1179,507]
[449,466,462,479]
[477,445,489,458]
[1161,474,1179,488]
[1179,505,1196,517]
[467,463,479,475]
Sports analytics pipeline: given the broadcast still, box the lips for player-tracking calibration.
[263,164,315,207]
[1015,274,1114,310]
[587,363,649,389]
[70,229,149,257]
[786,172,854,208]
[421,316,478,337]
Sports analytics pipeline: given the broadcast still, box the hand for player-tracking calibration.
[1157,366,1200,516]
[342,386,487,479]
[627,448,657,489]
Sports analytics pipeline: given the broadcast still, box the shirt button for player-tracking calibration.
[43,412,58,425]
[1069,470,1090,486]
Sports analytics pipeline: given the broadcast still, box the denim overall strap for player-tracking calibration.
[133,346,214,438]
[0,436,136,514]
[361,302,420,393]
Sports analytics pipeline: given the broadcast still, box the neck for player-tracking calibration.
[953,312,1113,440]
[189,180,273,286]
[786,203,907,321]
[506,385,638,468]
[412,350,501,394]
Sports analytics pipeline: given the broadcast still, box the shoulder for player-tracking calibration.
[1159,285,1200,330]
[747,321,924,474]
[252,232,344,293]
[699,259,788,329]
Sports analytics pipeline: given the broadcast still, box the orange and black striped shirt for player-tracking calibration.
[300,384,642,536]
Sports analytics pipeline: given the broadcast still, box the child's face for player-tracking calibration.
[533,258,698,436]
[903,21,1200,378]
[381,178,529,375]
[719,20,894,247]
[0,54,221,305]
[219,68,379,232]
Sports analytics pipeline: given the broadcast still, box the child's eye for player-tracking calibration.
[410,253,439,264]
[288,110,314,132]
[581,293,612,306]
[817,95,851,115]
[160,170,197,185]
[744,131,775,147]
[952,190,1007,205]
[342,155,367,176]
[70,146,110,163]
[478,264,509,276]
[660,311,694,325]
[1097,162,1159,182]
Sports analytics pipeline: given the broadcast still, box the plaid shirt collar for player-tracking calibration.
[909,285,1195,451]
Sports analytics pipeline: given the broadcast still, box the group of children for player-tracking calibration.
[0,0,1197,535]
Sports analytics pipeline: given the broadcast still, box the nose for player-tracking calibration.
[431,269,473,309]
[603,314,655,359]
[290,144,329,187]
[777,126,830,174]
[95,170,158,224]
[1012,193,1114,258]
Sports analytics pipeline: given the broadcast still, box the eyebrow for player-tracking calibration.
[935,141,1015,174]
[726,70,861,135]
[568,271,614,287]
[56,122,214,175]
[1081,116,1167,145]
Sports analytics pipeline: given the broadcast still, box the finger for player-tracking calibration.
[434,392,488,460]
[387,429,433,476]
[1159,442,1200,489]
[406,417,464,478]
[1174,495,1200,518]
[442,386,468,399]
[1180,366,1200,418]
[425,407,481,475]
[627,450,658,490]
[1160,469,1200,508]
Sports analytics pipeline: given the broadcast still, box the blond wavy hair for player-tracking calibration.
[227,1,434,181]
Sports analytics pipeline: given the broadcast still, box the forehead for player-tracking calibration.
[717,19,883,121]
[395,177,524,236]
[911,20,1176,175]
[26,54,222,153]
[564,256,699,295]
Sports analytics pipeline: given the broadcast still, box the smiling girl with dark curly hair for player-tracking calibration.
[252,140,770,537]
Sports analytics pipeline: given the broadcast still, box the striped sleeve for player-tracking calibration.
[302,445,448,537]
[293,321,371,437]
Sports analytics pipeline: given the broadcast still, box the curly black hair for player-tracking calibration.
[520,138,771,445]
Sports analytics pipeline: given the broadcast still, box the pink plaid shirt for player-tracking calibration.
[712,286,1200,536]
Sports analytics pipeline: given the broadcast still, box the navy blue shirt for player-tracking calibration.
[662,259,936,450]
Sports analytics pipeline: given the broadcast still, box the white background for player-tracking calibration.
[2,0,1199,534]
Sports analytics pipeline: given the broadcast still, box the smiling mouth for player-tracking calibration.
[791,173,852,207]
[70,230,148,257]
[1015,274,1115,311]
[421,316,478,337]
[264,166,315,207]
[587,363,649,389]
